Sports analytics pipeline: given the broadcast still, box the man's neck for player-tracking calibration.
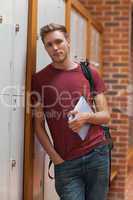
[52,59,78,71]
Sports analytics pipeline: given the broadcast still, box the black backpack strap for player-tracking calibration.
[80,61,95,96]
[80,60,113,187]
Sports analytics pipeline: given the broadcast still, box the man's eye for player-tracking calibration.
[46,43,52,48]
[55,40,62,44]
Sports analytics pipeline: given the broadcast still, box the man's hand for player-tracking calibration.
[68,110,89,133]
[68,93,110,132]
[54,157,65,166]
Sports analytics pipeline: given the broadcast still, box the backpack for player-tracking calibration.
[80,60,113,151]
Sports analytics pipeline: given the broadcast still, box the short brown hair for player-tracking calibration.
[40,23,69,44]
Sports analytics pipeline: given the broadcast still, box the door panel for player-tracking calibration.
[9,95,25,200]
[0,24,13,94]
[89,25,101,66]
[70,8,87,61]
[11,0,28,95]
[0,0,13,24]
[0,1,27,200]
[0,94,11,200]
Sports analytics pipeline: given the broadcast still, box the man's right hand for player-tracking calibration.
[53,157,65,166]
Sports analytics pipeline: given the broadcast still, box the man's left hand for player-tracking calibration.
[68,110,90,133]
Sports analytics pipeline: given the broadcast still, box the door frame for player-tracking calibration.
[23,0,37,199]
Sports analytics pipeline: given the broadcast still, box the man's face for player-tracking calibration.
[44,30,70,63]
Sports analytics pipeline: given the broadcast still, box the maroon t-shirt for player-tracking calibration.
[32,64,107,160]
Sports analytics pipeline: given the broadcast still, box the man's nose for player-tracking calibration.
[52,44,58,50]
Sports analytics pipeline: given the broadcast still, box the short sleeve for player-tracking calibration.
[31,74,42,105]
[90,66,106,96]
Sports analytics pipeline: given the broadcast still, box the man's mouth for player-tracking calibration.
[53,52,63,56]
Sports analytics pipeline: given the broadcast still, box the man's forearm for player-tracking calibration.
[85,111,110,125]
[35,123,64,165]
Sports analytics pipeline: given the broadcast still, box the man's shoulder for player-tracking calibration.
[89,64,100,74]
[89,65,102,79]
[34,63,52,78]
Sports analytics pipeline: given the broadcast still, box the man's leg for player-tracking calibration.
[54,159,85,200]
[83,144,110,200]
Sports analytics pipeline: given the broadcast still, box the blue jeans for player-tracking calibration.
[54,144,110,200]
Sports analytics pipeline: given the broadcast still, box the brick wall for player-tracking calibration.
[79,0,132,200]
[129,12,133,145]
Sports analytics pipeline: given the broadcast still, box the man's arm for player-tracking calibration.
[87,93,110,124]
[68,93,110,133]
[34,103,64,165]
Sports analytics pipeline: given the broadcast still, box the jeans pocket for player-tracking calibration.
[94,144,109,156]
[54,160,68,170]
[54,161,70,178]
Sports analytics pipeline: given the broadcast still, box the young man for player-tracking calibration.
[32,23,110,200]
